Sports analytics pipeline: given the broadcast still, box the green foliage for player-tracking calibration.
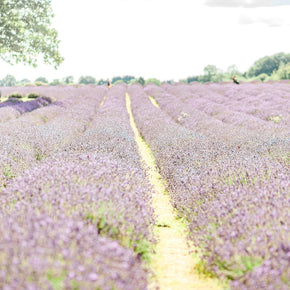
[113,79,125,85]
[16,78,31,86]
[122,75,135,84]
[257,73,268,82]
[8,92,23,99]
[134,238,153,263]
[129,78,138,85]
[78,75,96,85]
[187,75,199,83]
[84,203,152,262]
[20,78,31,84]
[227,64,240,76]
[165,79,174,85]
[111,76,122,84]
[50,79,62,86]
[247,52,290,77]
[34,81,48,86]
[145,78,161,86]
[219,255,263,280]
[97,79,107,85]
[4,165,15,179]
[198,74,211,83]
[62,75,74,84]
[211,73,224,83]
[276,63,290,80]
[195,259,218,279]
[24,83,36,87]
[46,269,66,290]
[35,77,48,84]
[112,75,136,84]
[1,74,16,87]
[0,0,63,68]
[269,115,283,123]
[27,92,40,99]
[204,65,218,77]
[137,77,145,86]
[85,205,120,241]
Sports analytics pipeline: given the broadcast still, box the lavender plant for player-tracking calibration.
[1,82,288,289]
[0,84,155,288]
[129,83,290,289]
[0,86,106,187]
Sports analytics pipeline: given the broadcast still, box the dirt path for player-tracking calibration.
[148,95,160,108]
[99,96,106,108]
[126,93,223,290]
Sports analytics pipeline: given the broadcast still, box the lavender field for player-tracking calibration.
[0,82,289,289]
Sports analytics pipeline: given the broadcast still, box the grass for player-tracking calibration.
[4,165,15,179]
[47,269,67,290]
[84,202,153,263]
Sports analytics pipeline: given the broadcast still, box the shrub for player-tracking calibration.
[34,81,48,86]
[113,79,125,85]
[50,79,62,86]
[257,73,268,82]
[276,63,290,80]
[27,92,40,99]
[145,78,161,86]
[8,92,23,99]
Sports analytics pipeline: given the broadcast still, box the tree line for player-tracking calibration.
[181,52,290,84]
[1,52,289,87]
[0,75,149,87]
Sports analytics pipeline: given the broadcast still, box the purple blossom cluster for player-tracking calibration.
[0,153,150,289]
[129,83,289,289]
[1,82,288,288]
[0,86,106,187]
[0,84,155,288]
[0,97,51,123]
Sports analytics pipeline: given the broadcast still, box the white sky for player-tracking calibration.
[1,0,290,82]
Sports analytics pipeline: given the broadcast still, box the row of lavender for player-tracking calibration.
[128,84,289,289]
[166,82,289,126]
[0,85,100,123]
[146,82,289,166]
[0,85,155,289]
[0,86,105,188]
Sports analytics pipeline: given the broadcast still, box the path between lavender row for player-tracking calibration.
[126,93,223,290]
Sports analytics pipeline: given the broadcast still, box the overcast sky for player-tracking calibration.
[1,0,290,82]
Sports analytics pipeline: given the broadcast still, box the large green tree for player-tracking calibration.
[227,64,240,76]
[62,75,74,84]
[79,75,96,85]
[276,63,290,80]
[0,0,63,67]
[2,74,16,86]
[247,52,290,77]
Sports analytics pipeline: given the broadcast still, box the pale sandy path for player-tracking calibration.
[126,93,224,290]
[99,96,106,108]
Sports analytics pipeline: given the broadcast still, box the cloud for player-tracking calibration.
[258,16,286,26]
[238,14,256,24]
[238,13,290,27]
[205,0,290,8]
